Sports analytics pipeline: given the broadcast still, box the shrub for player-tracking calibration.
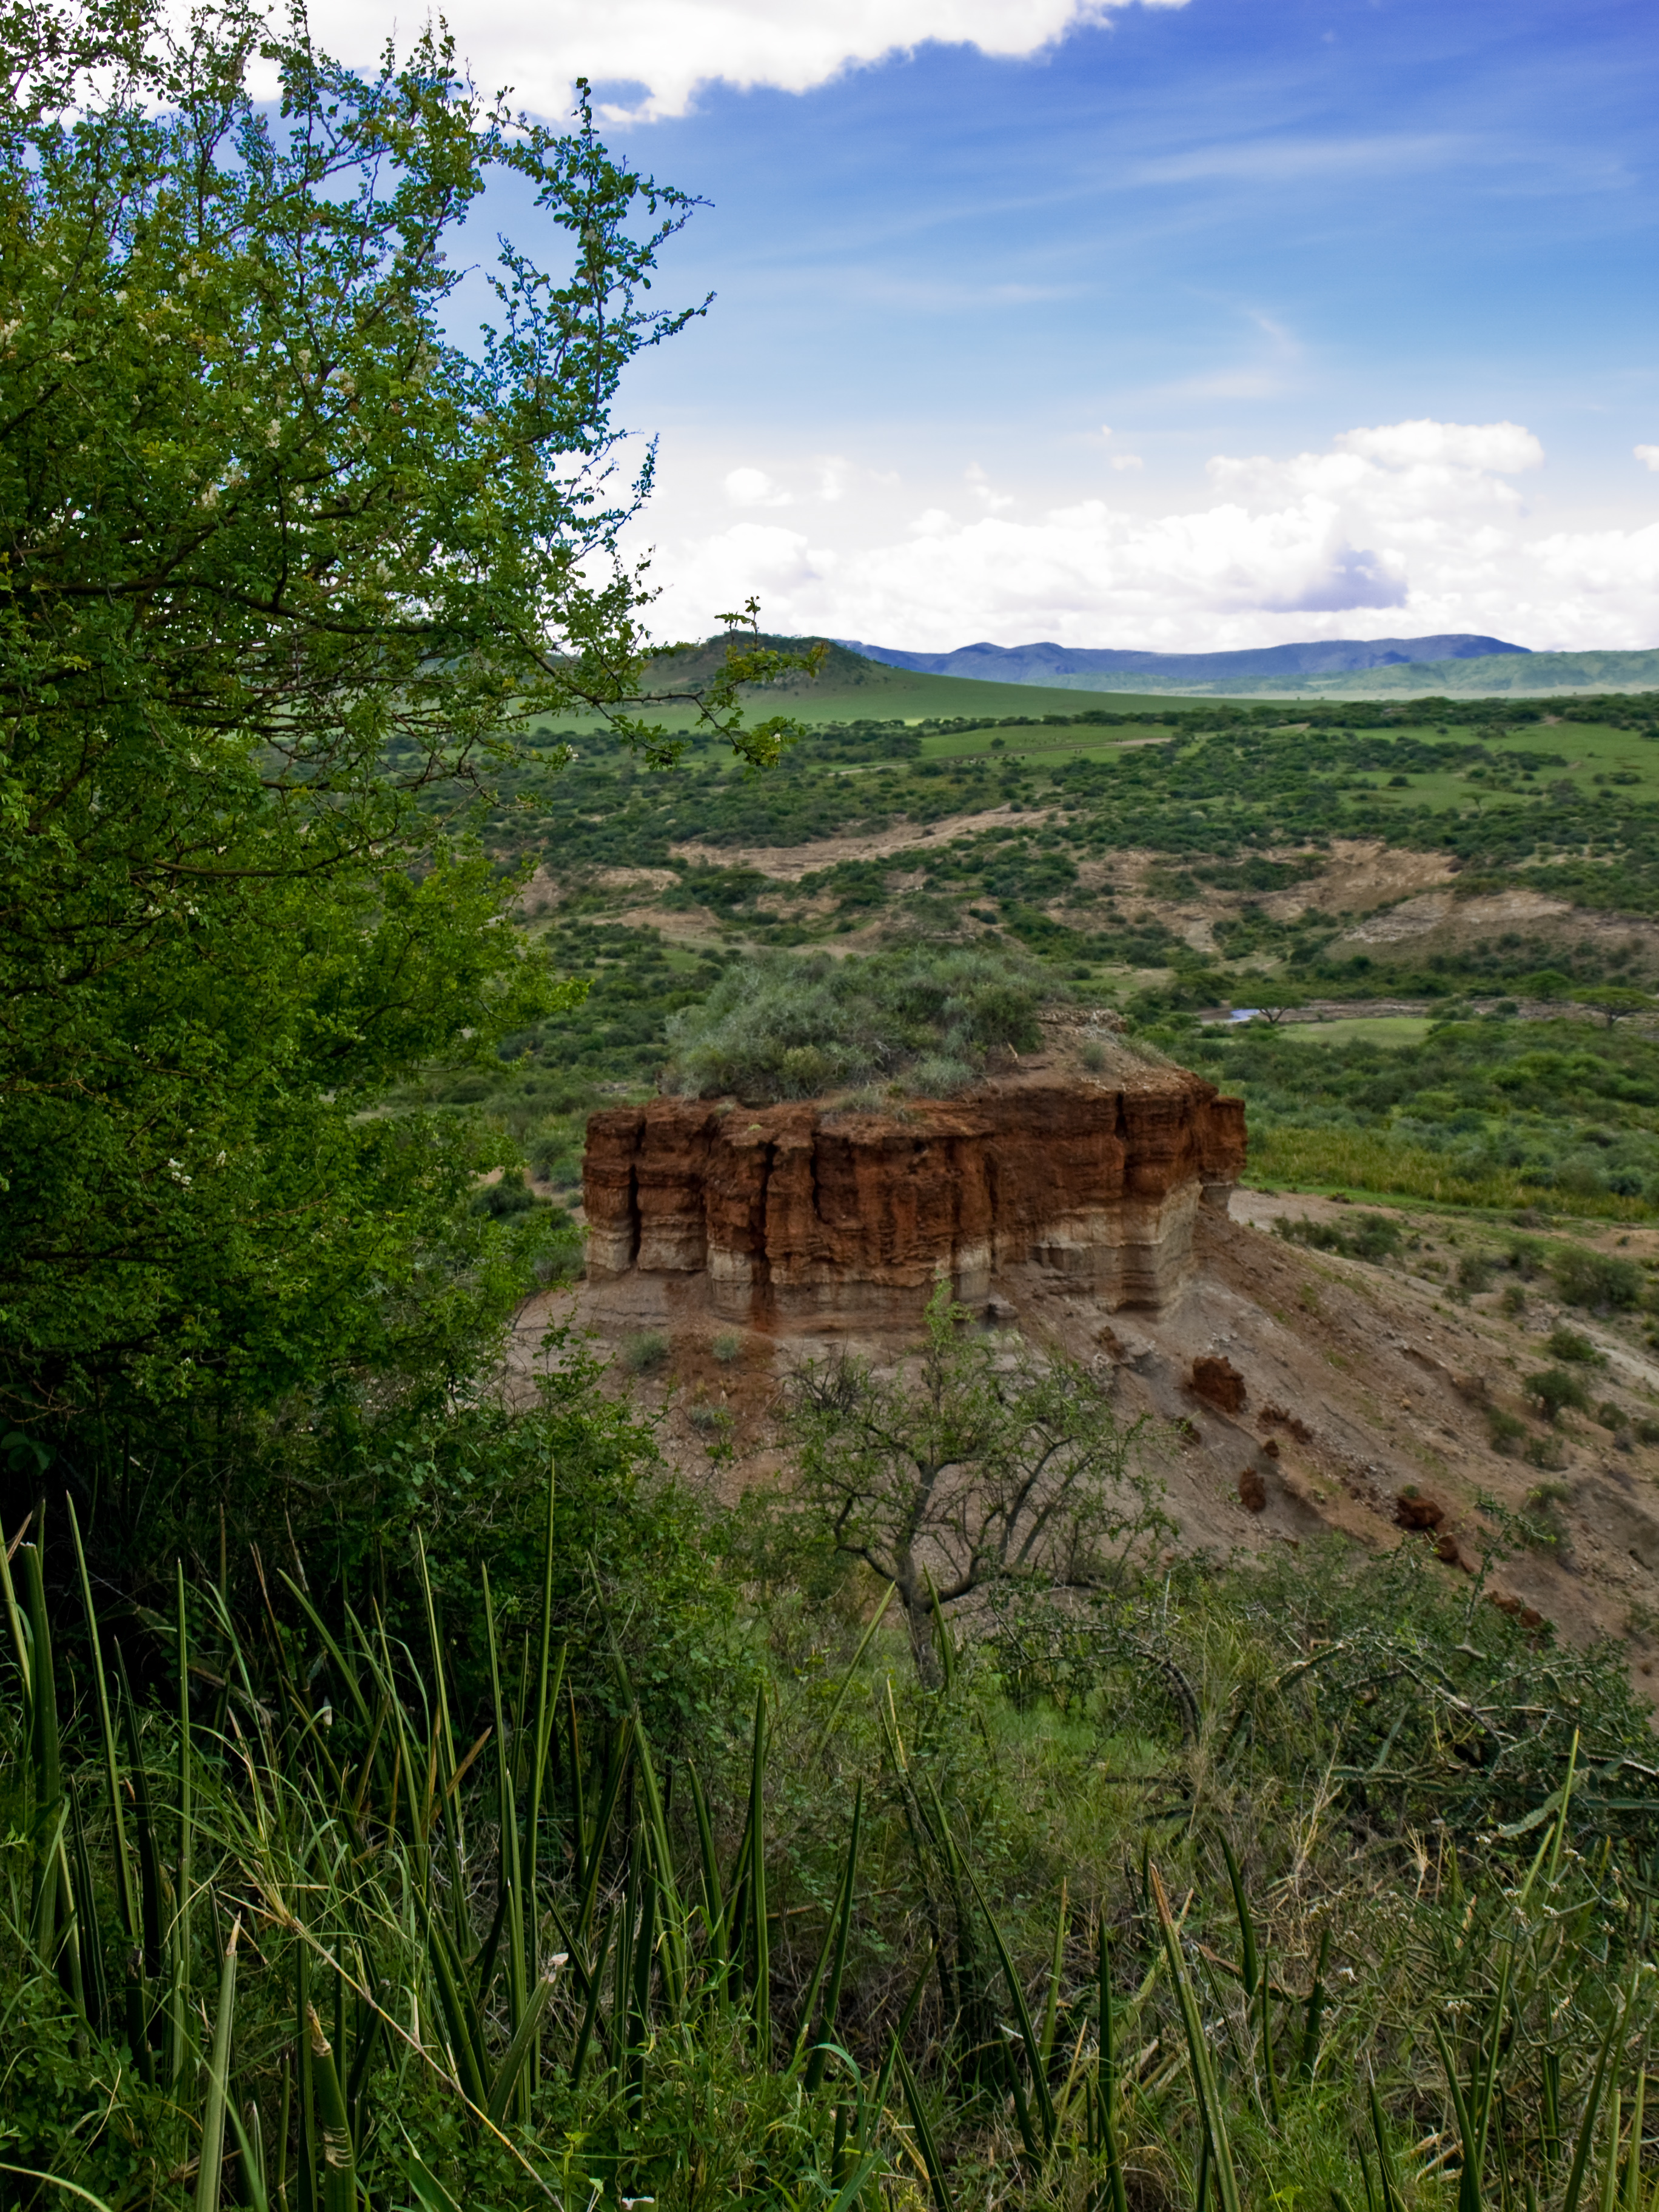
[662,945,1048,1102]
[1552,1247,1643,1311]
[1276,1210,1403,1262]
[1487,1406,1528,1456]
[1500,1284,1527,1317]
[1545,1327,1605,1365]
[623,1329,671,1374]
[1598,1400,1630,1430]
[1457,1253,1495,1293]
[712,1329,744,1364]
[472,1167,541,1217]
[1525,1366,1592,1422]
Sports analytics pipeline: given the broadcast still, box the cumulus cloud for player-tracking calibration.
[309,0,1180,122]
[723,466,791,508]
[1638,445,1659,472]
[640,418,1659,652]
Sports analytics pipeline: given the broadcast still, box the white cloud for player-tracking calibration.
[965,463,1014,511]
[310,0,1182,122]
[640,418,1659,652]
[1638,445,1659,472]
[1109,454,1144,472]
[723,466,791,508]
[1336,418,1543,473]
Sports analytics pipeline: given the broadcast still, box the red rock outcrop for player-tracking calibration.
[583,1054,1245,1330]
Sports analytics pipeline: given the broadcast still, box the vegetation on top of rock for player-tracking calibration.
[660,945,1051,1101]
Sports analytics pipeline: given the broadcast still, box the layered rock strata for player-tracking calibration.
[583,1064,1245,1328]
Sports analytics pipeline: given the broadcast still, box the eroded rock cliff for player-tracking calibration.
[583,1029,1245,1330]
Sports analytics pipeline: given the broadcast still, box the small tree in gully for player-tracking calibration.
[783,1282,1171,1678]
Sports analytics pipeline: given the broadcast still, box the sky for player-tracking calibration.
[332,0,1659,654]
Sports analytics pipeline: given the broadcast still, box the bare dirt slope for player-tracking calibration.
[512,1193,1659,1691]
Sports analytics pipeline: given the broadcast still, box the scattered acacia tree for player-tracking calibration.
[1252,987,1309,1027]
[782,1282,1171,1677]
[1578,987,1654,1028]
[0,0,812,1548]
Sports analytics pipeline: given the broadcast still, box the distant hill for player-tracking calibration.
[1198,645,1659,698]
[836,634,1531,688]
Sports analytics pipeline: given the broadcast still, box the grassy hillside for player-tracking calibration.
[544,635,1220,729]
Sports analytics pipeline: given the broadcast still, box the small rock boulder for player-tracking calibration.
[1190,1355,1247,1415]
[1395,1487,1446,1531]
[1238,1467,1267,1513]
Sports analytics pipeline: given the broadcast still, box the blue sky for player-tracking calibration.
[346,0,1659,651]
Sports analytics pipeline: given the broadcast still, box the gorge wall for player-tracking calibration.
[583,1050,1245,1330]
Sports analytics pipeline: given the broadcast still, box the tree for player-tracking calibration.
[1252,987,1309,1027]
[782,1283,1170,1678]
[0,0,811,1537]
[1578,987,1653,1029]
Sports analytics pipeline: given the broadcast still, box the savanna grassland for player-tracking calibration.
[438,677,1659,1233]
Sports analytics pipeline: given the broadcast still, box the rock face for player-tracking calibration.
[583,1051,1245,1330]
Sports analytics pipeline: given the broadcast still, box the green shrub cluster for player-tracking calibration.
[661,945,1050,1101]
[1273,1210,1404,1261]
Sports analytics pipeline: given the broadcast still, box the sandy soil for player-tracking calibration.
[668,802,1058,881]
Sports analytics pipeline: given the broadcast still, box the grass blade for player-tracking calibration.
[1564,1999,1630,2212]
[967,1862,1056,2150]
[486,1963,564,2127]
[1150,1862,1242,2212]
[813,1583,897,1760]
[894,2043,956,2212]
[1099,1919,1130,2212]
[1221,1837,1258,2000]
[747,1683,770,2058]
[804,1782,863,2091]
[195,1919,240,2212]
[306,2003,357,2212]
[67,1502,139,1950]
[1041,1879,1068,2070]
[1299,1927,1332,2084]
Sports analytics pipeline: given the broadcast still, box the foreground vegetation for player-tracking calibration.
[10,1416,1659,2211]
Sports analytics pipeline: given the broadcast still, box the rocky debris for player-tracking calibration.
[1238,1466,1267,1513]
[1190,1355,1247,1415]
[583,1062,1244,1329]
[1258,1402,1314,1443]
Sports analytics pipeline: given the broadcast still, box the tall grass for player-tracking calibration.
[4,1495,1658,2211]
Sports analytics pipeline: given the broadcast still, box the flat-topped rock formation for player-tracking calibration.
[583,1026,1245,1330]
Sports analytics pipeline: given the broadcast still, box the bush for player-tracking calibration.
[623,1329,671,1374]
[1552,1247,1643,1310]
[662,945,1049,1102]
[1487,1406,1528,1456]
[712,1329,743,1364]
[1526,1366,1592,1422]
[1544,1327,1605,1365]
[1276,1210,1403,1262]
[471,1166,541,1217]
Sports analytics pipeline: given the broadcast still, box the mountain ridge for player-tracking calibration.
[836,633,1530,684]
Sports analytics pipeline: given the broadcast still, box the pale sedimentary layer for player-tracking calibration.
[582,1068,1246,1329]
